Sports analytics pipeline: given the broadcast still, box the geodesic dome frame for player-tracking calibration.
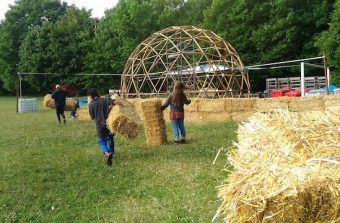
[121,26,250,98]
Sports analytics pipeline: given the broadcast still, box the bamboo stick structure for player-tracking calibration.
[121,26,250,98]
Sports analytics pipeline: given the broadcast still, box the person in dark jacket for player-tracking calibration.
[51,84,67,124]
[88,88,120,166]
[161,81,191,143]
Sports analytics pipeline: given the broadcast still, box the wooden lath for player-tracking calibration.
[121,26,250,98]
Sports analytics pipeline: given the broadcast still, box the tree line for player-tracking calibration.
[0,0,339,95]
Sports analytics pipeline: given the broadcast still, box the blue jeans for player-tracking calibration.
[171,118,185,140]
[98,135,114,155]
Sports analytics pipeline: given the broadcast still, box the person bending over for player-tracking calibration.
[161,81,191,144]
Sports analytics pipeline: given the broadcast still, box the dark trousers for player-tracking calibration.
[56,105,66,124]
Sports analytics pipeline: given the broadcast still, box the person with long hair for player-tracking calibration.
[87,88,120,166]
[161,81,191,143]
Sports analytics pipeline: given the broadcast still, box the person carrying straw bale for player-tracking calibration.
[161,81,191,144]
[87,88,121,166]
[52,84,67,125]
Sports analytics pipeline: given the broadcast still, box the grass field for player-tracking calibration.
[0,97,237,223]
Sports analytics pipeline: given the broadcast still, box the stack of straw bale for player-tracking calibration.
[127,98,144,122]
[186,98,199,112]
[215,109,340,223]
[323,95,340,115]
[225,98,256,122]
[254,97,290,112]
[76,109,91,121]
[288,96,324,112]
[141,99,167,145]
[43,94,77,111]
[106,97,140,139]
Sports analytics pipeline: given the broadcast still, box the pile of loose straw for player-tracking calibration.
[43,94,77,111]
[106,97,140,139]
[141,99,167,145]
[215,109,340,223]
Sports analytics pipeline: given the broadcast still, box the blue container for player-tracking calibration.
[79,99,88,105]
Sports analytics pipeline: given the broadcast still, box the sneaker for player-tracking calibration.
[174,140,179,144]
[180,139,186,143]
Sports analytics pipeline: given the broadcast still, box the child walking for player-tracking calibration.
[88,88,120,166]
[161,81,191,143]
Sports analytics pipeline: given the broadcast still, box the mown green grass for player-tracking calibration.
[0,97,237,223]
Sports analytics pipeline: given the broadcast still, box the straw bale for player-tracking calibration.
[76,109,91,121]
[182,111,231,123]
[224,98,256,113]
[197,99,226,112]
[43,94,77,111]
[127,98,144,123]
[215,109,340,223]
[127,98,143,120]
[326,105,340,115]
[44,94,55,109]
[141,99,167,145]
[288,96,324,112]
[323,95,340,107]
[254,97,290,112]
[186,98,199,112]
[106,97,140,139]
[230,111,254,122]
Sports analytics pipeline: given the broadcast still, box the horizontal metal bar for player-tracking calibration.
[246,56,324,68]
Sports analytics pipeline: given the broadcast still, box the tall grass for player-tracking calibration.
[0,97,237,222]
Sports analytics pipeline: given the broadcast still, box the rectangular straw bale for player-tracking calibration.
[107,97,140,139]
[186,98,199,112]
[184,111,232,122]
[326,105,340,114]
[127,98,144,122]
[197,99,226,112]
[76,109,91,121]
[254,97,290,112]
[322,95,340,107]
[224,98,256,113]
[288,96,324,112]
[141,99,167,145]
[230,111,254,122]
[43,94,77,111]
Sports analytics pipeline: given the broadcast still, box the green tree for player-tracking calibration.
[86,0,186,92]
[18,7,96,94]
[0,0,67,93]
[204,0,334,91]
[177,0,213,27]
[317,0,340,86]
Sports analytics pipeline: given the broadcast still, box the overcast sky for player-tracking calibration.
[0,0,119,21]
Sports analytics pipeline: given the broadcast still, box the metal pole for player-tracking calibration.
[327,67,330,93]
[16,73,19,113]
[19,74,22,97]
[301,62,305,97]
[322,52,329,95]
[247,56,324,68]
